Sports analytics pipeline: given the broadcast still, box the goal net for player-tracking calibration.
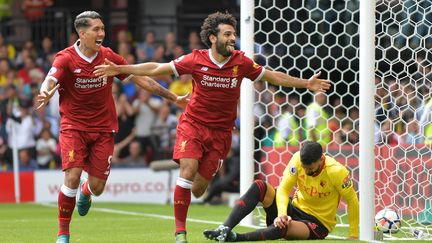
[249,0,432,239]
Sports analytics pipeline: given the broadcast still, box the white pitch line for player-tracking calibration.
[38,203,348,240]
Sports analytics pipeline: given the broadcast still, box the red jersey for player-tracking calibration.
[170,49,265,130]
[47,41,128,132]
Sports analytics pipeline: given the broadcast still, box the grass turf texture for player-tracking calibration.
[0,203,428,243]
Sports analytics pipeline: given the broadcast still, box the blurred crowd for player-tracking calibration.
[253,74,431,150]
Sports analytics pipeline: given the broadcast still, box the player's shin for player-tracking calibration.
[224,180,267,228]
[174,177,192,234]
[235,225,287,241]
[58,185,78,236]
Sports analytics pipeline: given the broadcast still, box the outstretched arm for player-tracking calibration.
[94,59,173,78]
[36,77,60,110]
[262,70,331,92]
[129,75,189,109]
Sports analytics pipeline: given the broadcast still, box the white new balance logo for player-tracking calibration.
[73,68,81,73]
[201,66,208,71]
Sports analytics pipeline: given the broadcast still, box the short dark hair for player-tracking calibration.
[200,11,237,48]
[74,11,102,32]
[300,141,323,165]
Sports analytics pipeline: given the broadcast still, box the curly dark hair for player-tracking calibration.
[300,141,323,165]
[200,12,237,48]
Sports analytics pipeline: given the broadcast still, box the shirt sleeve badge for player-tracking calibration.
[289,165,297,175]
[342,174,352,189]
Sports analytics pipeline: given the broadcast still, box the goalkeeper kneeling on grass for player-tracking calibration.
[204,141,359,241]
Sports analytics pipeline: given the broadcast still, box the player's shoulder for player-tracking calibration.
[231,50,247,60]
[324,156,348,175]
[55,45,74,59]
[100,46,117,57]
[290,151,302,166]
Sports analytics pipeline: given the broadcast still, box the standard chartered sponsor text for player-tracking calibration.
[75,77,106,89]
[201,75,233,88]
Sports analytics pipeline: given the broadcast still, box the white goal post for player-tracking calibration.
[240,0,432,241]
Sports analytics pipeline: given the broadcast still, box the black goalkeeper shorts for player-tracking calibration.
[264,195,329,240]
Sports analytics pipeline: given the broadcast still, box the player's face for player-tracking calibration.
[80,18,105,54]
[302,156,324,176]
[214,24,236,57]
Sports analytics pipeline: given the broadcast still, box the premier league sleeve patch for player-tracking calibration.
[289,165,297,175]
[342,175,352,189]
[48,67,57,76]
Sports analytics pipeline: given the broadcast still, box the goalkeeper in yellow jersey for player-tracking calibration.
[203,141,359,241]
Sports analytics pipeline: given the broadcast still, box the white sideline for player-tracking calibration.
[38,203,415,241]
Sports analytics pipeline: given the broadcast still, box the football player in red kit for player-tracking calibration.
[37,11,188,243]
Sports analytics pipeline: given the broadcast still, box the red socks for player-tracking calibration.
[174,178,192,234]
[81,179,92,197]
[57,185,77,236]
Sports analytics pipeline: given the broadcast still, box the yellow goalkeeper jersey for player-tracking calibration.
[276,152,359,238]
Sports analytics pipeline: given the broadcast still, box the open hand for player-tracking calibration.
[94,58,119,78]
[36,84,60,110]
[273,215,292,229]
[307,71,332,92]
[174,93,190,110]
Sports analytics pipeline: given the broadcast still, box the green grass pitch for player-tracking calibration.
[0,203,428,242]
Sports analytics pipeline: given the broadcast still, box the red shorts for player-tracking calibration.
[173,115,232,180]
[59,129,114,180]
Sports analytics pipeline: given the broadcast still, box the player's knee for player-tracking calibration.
[192,186,206,197]
[64,174,81,188]
[179,165,197,181]
[253,179,267,202]
[89,183,105,196]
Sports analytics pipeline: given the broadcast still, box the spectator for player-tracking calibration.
[0,58,10,87]
[132,89,160,163]
[116,29,134,58]
[153,102,178,158]
[0,84,20,139]
[274,103,299,147]
[36,128,57,169]
[6,98,42,158]
[136,30,156,62]
[185,31,203,53]
[113,82,135,159]
[37,36,55,66]
[169,74,192,96]
[18,148,38,171]
[305,92,331,146]
[173,44,185,59]
[0,136,8,170]
[15,41,38,68]
[0,33,15,61]
[376,119,401,146]
[402,118,422,145]
[120,140,147,167]
[163,31,177,61]
[17,57,42,84]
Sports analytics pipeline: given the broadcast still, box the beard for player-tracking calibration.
[216,40,233,57]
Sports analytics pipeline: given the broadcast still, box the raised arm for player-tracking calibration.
[261,69,331,92]
[37,77,60,110]
[94,59,174,77]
